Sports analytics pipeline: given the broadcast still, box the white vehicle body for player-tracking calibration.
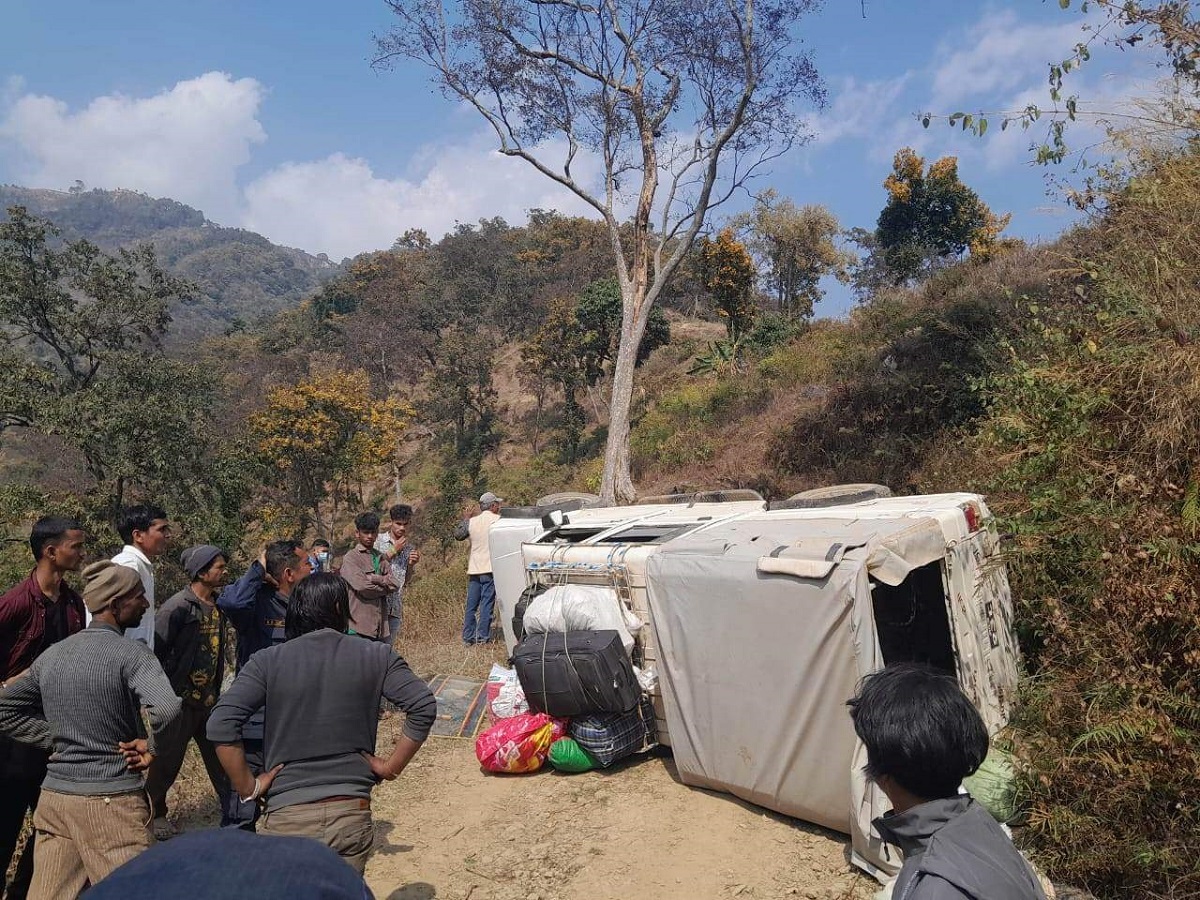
[489,491,1022,879]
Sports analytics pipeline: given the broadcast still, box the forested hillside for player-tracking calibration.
[0,185,340,339]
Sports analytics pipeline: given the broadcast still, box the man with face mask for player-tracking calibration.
[308,539,332,575]
[0,561,182,899]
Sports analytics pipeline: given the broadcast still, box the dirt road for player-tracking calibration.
[364,726,873,900]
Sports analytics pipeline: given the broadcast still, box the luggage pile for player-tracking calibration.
[477,584,658,774]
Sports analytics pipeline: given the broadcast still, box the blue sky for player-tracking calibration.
[0,1,1160,315]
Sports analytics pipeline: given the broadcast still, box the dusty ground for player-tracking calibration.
[171,720,873,900]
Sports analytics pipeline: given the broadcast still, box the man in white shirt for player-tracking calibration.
[109,504,171,649]
[453,492,502,644]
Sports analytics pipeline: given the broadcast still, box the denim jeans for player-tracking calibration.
[462,573,496,643]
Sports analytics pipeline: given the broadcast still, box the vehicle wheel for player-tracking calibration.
[771,483,892,509]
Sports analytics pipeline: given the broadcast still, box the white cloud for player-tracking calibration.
[0,72,266,223]
[805,73,913,146]
[241,134,607,260]
[815,5,1165,177]
[0,73,616,259]
[927,9,1088,113]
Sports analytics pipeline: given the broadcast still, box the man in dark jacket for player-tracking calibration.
[0,516,87,900]
[216,539,312,828]
[848,664,1046,900]
[146,545,236,838]
[208,573,436,874]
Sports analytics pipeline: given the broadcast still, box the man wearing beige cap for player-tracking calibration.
[453,491,503,644]
[0,561,181,899]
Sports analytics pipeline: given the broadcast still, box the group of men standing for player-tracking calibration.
[0,504,436,899]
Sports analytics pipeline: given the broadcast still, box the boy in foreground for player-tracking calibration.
[847,664,1045,900]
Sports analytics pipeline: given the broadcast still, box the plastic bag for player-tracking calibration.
[486,664,528,719]
[548,737,599,773]
[522,584,637,654]
[963,748,1018,823]
[633,665,658,694]
[475,712,567,774]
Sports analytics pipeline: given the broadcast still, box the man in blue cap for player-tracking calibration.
[85,830,375,899]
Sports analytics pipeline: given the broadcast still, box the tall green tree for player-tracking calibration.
[523,278,669,462]
[0,206,223,521]
[732,190,852,319]
[875,149,1010,284]
[421,325,500,482]
[376,0,825,503]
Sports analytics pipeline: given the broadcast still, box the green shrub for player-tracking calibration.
[769,292,1008,488]
[631,377,769,473]
[970,148,1200,898]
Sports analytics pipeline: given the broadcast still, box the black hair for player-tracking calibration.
[389,504,413,523]
[285,572,350,639]
[355,511,380,532]
[847,663,988,801]
[311,538,331,549]
[30,516,84,561]
[116,504,168,545]
[265,539,304,582]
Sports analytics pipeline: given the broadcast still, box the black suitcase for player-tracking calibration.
[513,630,640,717]
[511,583,547,643]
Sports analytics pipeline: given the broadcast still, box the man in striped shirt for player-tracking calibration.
[0,561,182,900]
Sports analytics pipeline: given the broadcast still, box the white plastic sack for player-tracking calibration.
[486,663,529,719]
[522,584,636,654]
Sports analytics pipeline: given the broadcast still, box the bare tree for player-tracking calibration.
[375,0,824,503]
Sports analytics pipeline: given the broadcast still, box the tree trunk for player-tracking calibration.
[600,283,650,506]
[599,343,638,505]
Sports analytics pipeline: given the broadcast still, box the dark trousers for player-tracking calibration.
[0,740,47,900]
[145,702,243,827]
[227,738,265,830]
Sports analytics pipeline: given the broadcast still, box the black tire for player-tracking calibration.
[535,491,601,508]
[771,483,892,510]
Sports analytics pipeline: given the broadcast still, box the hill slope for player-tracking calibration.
[0,185,340,340]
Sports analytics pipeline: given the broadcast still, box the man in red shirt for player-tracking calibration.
[0,516,87,900]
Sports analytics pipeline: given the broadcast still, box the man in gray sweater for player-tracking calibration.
[208,572,437,874]
[0,561,182,900]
